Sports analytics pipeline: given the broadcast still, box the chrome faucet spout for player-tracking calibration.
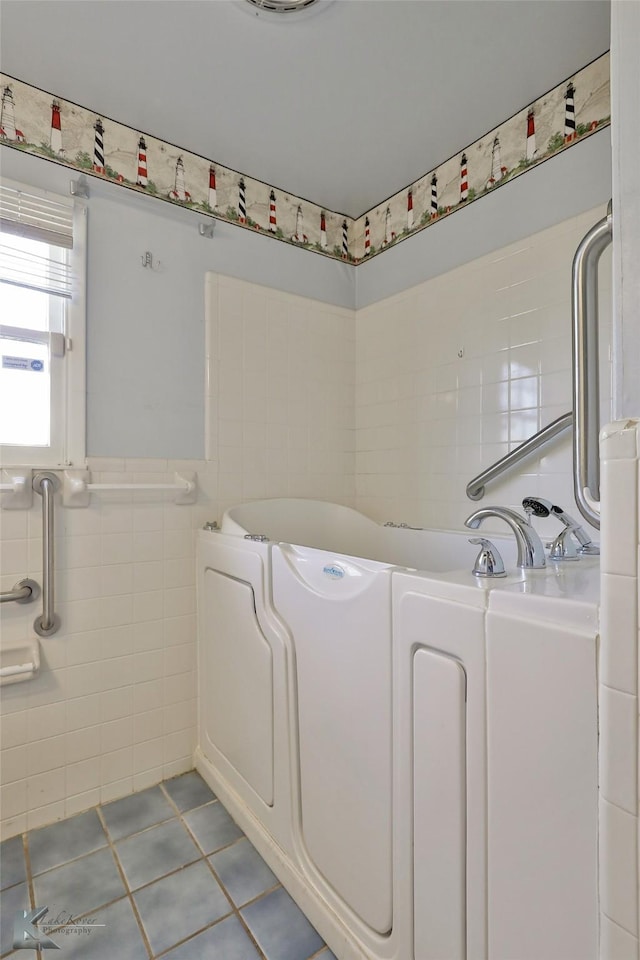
[465,506,546,569]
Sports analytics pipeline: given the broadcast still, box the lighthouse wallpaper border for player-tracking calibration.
[0,52,609,266]
[0,75,353,262]
[353,52,610,262]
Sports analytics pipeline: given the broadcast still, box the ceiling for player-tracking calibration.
[0,0,610,218]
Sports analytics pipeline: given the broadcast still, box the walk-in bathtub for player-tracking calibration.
[218,496,518,572]
[195,498,599,960]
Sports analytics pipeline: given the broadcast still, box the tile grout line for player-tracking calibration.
[94,805,154,960]
[21,832,35,913]
[159,788,332,960]
[13,830,151,955]
[5,776,328,960]
[158,781,271,960]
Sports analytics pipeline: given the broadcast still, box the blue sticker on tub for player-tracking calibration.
[323,564,345,580]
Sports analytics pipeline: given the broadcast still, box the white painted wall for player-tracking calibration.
[1,149,355,460]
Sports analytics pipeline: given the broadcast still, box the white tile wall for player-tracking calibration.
[355,205,612,536]
[206,273,356,513]
[0,459,215,839]
[599,418,640,959]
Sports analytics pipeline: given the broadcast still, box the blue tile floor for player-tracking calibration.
[0,771,336,960]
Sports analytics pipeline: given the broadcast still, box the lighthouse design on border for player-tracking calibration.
[382,207,395,247]
[0,86,25,142]
[407,189,414,230]
[238,179,246,223]
[50,100,63,155]
[564,82,576,142]
[526,109,536,160]
[269,191,277,233]
[292,205,307,243]
[136,137,148,188]
[430,173,438,218]
[341,220,348,259]
[460,154,468,202]
[93,118,105,174]
[486,135,507,188]
[207,165,217,209]
[320,211,327,249]
[169,157,191,202]
[364,216,371,256]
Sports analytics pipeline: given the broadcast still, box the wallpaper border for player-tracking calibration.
[0,52,610,266]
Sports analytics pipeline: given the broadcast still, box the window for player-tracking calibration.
[0,180,86,466]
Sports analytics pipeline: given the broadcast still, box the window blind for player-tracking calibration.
[0,182,74,299]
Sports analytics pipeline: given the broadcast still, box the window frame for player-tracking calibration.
[0,180,87,468]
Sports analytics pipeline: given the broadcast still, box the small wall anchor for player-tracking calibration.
[141,251,163,271]
[469,537,506,578]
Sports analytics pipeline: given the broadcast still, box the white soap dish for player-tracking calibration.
[0,640,41,685]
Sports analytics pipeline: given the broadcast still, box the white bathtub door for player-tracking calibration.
[201,568,274,806]
[272,544,394,936]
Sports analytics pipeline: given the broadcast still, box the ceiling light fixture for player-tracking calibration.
[245,0,321,14]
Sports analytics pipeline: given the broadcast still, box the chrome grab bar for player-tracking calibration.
[466,412,573,501]
[33,472,61,637]
[0,578,40,605]
[571,201,612,529]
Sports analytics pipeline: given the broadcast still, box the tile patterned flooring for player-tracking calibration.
[0,771,336,960]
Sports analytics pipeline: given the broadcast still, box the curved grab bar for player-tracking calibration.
[571,201,612,529]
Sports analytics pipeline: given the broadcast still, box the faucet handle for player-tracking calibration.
[469,538,507,578]
[548,527,579,561]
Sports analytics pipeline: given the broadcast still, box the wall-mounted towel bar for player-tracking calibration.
[1,470,198,509]
[63,470,197,507]
[0,470,34,509]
